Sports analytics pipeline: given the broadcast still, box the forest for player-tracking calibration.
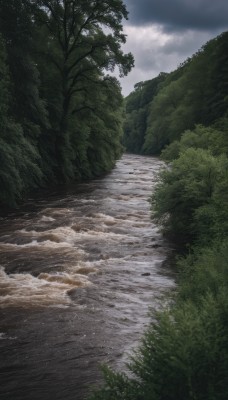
[91,32,228,399]
[0,1,228,399]
[0,0,133,207]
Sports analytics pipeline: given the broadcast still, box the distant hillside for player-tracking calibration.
[123,31,228,155]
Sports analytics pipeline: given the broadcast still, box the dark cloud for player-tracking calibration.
[124,0,228,32]
[118,27,221,95]
[119,0,228,95]
[161,32,211,56]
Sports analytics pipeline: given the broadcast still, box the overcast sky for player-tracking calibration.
[118,0,228,96]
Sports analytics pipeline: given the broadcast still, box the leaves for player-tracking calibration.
[124,32,228,156]
[0,0,132,205]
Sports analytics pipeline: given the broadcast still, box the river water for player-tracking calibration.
[0,154,175,400]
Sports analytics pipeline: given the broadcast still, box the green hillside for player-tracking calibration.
[124,31,228,155]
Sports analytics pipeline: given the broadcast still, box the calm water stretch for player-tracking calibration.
[0,155,175,400]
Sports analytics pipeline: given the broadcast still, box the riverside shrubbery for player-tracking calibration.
[90,246,228,400]
[153,147,228,244]
[90,124,228,400]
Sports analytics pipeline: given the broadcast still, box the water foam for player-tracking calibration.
[0,266,91,308]
[18,226,130,244]
[40,215,56,222]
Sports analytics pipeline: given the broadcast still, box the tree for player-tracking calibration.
[33,0,133,177]
[161,124,228,162]
[0,0,49,137]
[0,35,42,206]
[123,74,167,154]
[143,74,196,155]
[151,148,228,242]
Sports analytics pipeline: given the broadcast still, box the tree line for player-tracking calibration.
[91,32,228,399]
[123,31,228,155]
[0,0,133,206]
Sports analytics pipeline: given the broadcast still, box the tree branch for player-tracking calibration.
[71,105,96,115]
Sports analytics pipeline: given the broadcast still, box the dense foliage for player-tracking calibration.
[90,32,228,400]
[122,73,167,153]
[123,31,228,155]
[0,0,133,206]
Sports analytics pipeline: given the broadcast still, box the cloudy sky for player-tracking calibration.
[118,0,228,96]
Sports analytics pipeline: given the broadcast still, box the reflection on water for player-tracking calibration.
[0,155,175,400]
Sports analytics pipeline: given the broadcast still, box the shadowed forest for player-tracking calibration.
[0,0,133,207]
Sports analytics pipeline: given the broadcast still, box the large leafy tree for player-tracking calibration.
[33,0,133,176]
[0,0,133,205]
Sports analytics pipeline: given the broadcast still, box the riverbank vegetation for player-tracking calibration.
[0,0,133,207]
[90,32,228,399]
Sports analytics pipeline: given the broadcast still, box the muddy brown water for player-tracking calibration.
[0,155,175,400]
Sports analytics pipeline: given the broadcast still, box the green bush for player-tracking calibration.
[161,124,228,162]
[90,241,228,400]
[151,148,228,243]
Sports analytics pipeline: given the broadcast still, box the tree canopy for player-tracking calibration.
[123,31,228,155]
[0,0,133,205]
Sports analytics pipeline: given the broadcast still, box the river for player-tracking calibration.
[0,154,175,400]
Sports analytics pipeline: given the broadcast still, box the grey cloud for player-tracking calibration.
[119,28,219,95]
[160,31,213,56]
[124,0,228,32]
[119,0,228,95]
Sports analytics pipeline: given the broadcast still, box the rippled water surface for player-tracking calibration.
[0,155,175,400]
